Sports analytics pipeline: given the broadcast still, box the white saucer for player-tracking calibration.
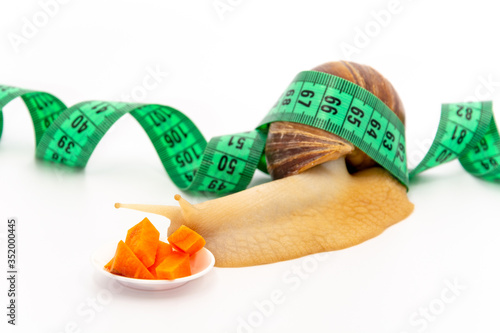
[91,241,215,291]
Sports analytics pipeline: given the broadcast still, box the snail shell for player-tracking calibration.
[265,60,406,179]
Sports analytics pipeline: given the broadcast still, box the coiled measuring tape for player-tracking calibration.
[1,70,499,193]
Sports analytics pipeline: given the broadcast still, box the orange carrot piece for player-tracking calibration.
[104,257,114,272]
[125,217,160,267]
[109,241,155,279]
[167,225,206,255]
[148,241,173,278]
[156,251,191,280]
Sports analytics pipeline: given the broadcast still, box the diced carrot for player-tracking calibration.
[148,241,173,278]
[109,241,154,279]
[104,257,114,272]
[125,217,160,267]
[156,251,191,280]
[167,225,206,255]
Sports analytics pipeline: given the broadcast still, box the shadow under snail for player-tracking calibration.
[115,61,414,267]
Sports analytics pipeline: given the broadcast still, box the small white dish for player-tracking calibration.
[91,241,215,291]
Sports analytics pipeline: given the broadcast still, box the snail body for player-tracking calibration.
[117,158,413,267]
[116,61,414,267]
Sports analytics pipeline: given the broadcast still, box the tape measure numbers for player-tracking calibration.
[1,71,499,194]
[409,101,500,181]
[258,71,408,187]
[0,85,265,193]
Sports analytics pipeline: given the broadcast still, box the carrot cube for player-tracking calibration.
[167,225,206,255]
[109,241,154,279]
[104,257,114,271]
[148,241,173,277]
[156,251,191,280]
[125,217,160,267]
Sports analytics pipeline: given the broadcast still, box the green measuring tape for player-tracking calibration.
[1,70,499,193]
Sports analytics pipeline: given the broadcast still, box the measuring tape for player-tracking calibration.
[1,71,499,193]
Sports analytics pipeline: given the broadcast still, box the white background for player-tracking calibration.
[1,0,500,332]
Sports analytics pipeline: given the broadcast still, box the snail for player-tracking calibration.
[115,61,414,267]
